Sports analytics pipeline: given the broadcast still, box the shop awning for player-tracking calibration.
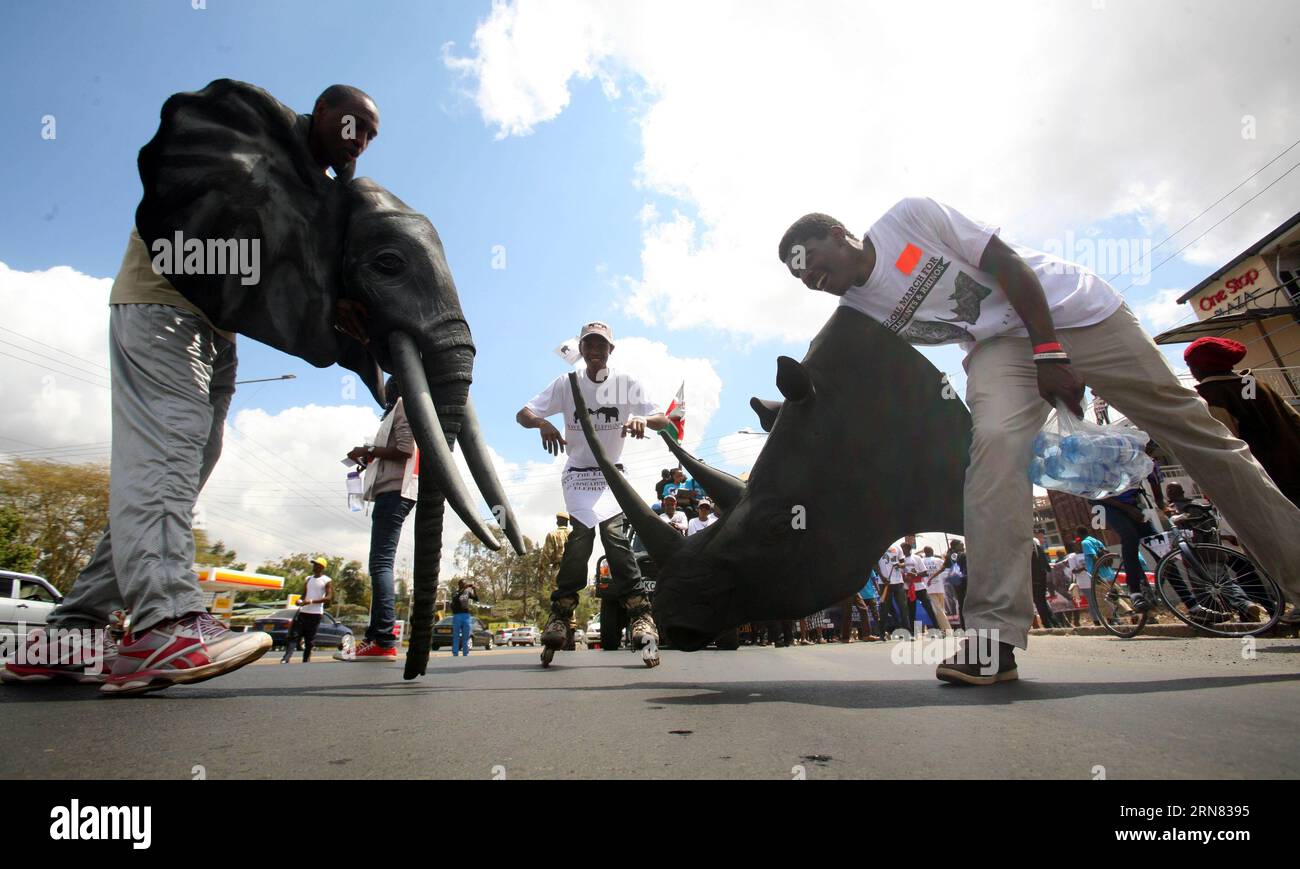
[1153,306,1298,345]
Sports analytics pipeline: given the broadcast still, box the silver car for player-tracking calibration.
[0,571,63,630]
[510,626,539,646]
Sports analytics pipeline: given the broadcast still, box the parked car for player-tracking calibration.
[494,626,517,646]
[585,619,601,648]
[509,626,539,646]
[0,571,63,629]
[431,616,494,650]
[254,609,355,655]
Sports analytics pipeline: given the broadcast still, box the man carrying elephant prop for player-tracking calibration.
[2,79,524,694]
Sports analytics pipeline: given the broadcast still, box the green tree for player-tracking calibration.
[251,552,368,610]
[0,505,39,573]
[193,528,246,570]
[0,459,109,592]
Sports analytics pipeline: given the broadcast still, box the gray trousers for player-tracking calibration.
[963,304,1300,649]
[48,304,236,634]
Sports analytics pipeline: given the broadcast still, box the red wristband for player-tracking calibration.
[1033,342,1063,354]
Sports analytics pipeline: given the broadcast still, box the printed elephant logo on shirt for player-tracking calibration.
[572,406,621,424]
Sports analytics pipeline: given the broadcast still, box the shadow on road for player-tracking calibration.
[612,672,1300,711]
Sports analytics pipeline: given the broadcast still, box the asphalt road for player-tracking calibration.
[3,634,1298,779]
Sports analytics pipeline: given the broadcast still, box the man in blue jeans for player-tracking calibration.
[342,379,415,661]
[449,580,482,656]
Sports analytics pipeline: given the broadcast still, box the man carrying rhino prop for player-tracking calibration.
[774,197,1300,684]
[562,196,1298,688]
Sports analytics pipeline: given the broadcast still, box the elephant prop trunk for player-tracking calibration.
[390,330,507,678]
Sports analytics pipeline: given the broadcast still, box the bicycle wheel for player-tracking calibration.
[1090,552,1148,638]
[1155,543,1284,637]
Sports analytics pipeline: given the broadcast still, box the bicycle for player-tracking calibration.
[1089,512,1284,638]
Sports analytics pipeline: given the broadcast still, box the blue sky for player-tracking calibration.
[2,0,1296,566]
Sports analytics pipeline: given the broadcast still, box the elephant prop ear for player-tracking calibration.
[135,78,355,373]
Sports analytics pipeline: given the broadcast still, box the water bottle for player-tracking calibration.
[1059,434,1099,464]
[1032,431,1060,458]
[1043,450,1073,481]
[346,470,364,512]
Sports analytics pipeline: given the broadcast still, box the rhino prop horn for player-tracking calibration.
[657,431,746,513]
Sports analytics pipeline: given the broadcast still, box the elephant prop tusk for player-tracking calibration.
[389,331,501,551]
[458,398,526,555]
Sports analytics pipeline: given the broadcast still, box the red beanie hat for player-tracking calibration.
[1184,336,1247,371]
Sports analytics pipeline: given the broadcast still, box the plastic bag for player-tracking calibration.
[1028,402,1154,499]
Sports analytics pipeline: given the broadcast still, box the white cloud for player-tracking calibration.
[1134,287,1194,333]
[447,0,1300,343]
[442,0,615,139]
[0,262,113,459]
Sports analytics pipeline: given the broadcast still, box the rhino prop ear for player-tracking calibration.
[135,78,377,397]
[749,397,783,432]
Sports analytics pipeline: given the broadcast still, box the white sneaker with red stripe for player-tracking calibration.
[100,613,271,696]
[336,639,398,661]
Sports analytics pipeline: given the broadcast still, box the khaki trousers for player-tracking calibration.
[963,304,1300,649]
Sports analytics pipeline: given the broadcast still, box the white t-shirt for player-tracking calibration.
[687,514,718,536]
[1066,553,1090,590]
[904,554,926,594]
[660,510,688,535]
[302,574,331,615]
[924,556,947,595]
[526,368,660,470]
[839,198,1123,354]
[525,367,661,527]
[878,546,904,585]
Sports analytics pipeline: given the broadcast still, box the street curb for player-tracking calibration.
[1031,625,1198,637]
[1030,624,1293,638]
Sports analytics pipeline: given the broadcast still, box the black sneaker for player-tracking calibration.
[1129,591,1152,613]
[1186,605,1231,626]
[936,640,1018,686]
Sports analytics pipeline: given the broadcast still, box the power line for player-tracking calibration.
[0,348,112,390]
[0,325,110,372]
[1116,156,1300,300]
[1110,135,1300,289]
[0,337,111,384]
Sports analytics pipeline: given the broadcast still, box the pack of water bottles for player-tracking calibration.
[1028,402,1154,499]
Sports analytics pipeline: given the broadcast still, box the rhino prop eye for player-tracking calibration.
[369,252,406,276]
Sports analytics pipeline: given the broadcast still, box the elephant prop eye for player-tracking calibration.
[369,251,407,276]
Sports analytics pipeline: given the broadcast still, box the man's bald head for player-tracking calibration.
[309,84,380,177]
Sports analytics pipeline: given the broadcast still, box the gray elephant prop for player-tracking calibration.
[135,79,523,678]
[567,306,972,649]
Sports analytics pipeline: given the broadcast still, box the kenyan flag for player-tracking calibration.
[665,382,685,443]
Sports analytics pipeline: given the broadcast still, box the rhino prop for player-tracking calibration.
[567,306,973,649]
[135,79,524,678]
